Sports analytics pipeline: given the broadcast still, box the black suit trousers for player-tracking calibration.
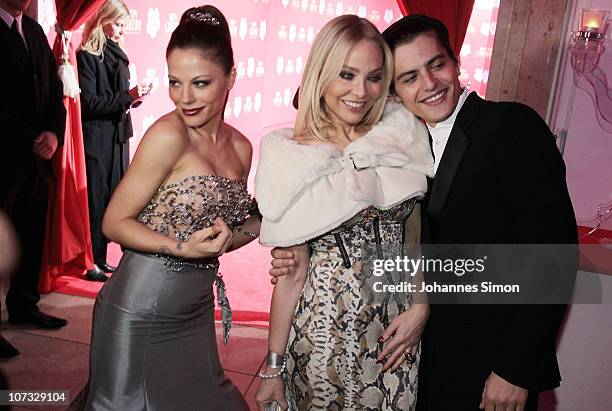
[1,158,48,315]
[416,387,540,410]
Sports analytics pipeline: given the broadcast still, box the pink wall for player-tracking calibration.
[553,0,612,231]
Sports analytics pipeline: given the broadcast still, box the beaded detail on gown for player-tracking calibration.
[137,174,255,241]
[286,199,419,411]
[79,175,253,411]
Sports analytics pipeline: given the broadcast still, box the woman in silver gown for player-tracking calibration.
[255,15,434,411]
[78,5,257,410]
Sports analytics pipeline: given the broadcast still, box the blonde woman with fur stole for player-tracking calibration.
[255,15,434,411]
[74,5,256,410]
[77,0,151,281]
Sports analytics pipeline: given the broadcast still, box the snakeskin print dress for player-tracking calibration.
[286,199,419,411]
[80,175,254,411]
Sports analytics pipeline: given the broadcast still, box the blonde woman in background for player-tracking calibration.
[77,0,150,281]
[255,14,433,410]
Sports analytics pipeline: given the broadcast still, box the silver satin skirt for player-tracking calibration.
[80,250,248,410]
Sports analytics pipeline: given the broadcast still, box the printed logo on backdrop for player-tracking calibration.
[474,69,489,84]
[165,13,179,35]
[244,96,253,114]
[309,0,318,13]
[146,8,161,39]
[38,0,56,35]
[233,96,242,118]
[142,69,160,93]
[383,9,394,24]
[247,58,255,79]
[259,21,267,41]
[295,57,303,74]
[163,65,169,88]
[229,19,238,37]
[273,91,282,107]
[318,0,326,15]
[239,18,247,40]
[278,25,287,40]
[286,59,294,75]
[461,43,472,58]
[254,92,262,112]
[475,0,500,10]
[480,21,496,36]
[249,22,259,39]
[128,64,138,88]
[368,10,381,22]
[256,61,265,77]
[226,93,262,117]
[126,9,142,34]
[288,25,296,43]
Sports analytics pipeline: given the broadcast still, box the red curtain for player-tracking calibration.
[39,0,106,292]
[396,0,475,57]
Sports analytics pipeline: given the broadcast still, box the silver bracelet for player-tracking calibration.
[235,226,259,238]
[266,351,285,368]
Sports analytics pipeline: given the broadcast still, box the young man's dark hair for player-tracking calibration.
[382,14,458,63]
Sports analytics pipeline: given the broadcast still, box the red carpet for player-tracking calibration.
[52,241,274,327]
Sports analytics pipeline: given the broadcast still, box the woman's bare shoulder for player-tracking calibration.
[133,111,188,165]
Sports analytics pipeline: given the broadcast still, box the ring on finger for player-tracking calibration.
[403,351,416,365]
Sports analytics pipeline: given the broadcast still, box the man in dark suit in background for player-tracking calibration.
[382,15,578,411]
[0,0,68,357]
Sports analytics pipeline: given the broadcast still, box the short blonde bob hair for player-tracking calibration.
[80,0,130,56]
[294,15,393,140]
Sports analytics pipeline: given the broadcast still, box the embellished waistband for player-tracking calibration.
[155,253,220,272]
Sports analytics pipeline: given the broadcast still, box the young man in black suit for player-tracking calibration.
[381,15,578,411]
[0,0,68,356]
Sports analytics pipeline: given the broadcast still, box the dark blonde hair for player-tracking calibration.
[80,0,129,56]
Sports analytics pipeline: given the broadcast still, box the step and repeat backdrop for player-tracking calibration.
[38,0,499,320]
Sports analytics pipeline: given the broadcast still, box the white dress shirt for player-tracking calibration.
[427,88,470,174]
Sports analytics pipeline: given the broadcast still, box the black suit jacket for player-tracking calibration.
[419,93,578,396]
[0,14,65,180]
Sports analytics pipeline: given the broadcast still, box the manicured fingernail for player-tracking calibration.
[378,336,384,343]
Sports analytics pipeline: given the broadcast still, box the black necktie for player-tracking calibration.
[10,19,28,56]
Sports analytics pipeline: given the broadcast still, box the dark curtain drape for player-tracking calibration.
[396,0,475,57]
[40,0,107,292]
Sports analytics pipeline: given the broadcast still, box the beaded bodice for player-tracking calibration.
[137,175,255,242]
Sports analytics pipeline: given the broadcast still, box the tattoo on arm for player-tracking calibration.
[160,245,172,255]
